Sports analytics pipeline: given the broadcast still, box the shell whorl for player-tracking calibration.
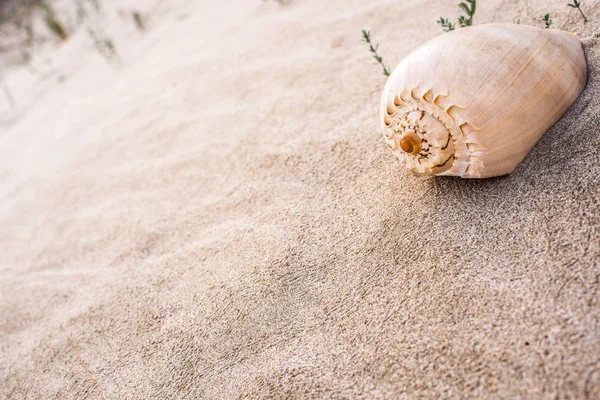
[382,87,482,177]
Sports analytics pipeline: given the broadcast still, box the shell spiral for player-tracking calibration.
[381,24,588,178]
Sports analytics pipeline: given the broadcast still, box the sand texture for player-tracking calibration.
[1,0,600,398]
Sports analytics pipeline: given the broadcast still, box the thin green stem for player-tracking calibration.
[361,30,391,77]
[577,7,587,22]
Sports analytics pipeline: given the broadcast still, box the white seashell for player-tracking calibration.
[380,23,588,178]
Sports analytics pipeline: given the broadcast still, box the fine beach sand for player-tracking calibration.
[1,0,599,398]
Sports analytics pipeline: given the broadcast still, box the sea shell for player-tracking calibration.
[380,23,588,178]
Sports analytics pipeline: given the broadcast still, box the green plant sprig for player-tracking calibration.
[438,0,476,32]
[541,13,553,28]
[458,0,476,27]
[437,17,456,32]
[361,29,391,77]
[567,0,587,23]
[40,2,68,40]
[132,11,145,31]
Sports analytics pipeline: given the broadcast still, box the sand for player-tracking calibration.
[1,0,599,398]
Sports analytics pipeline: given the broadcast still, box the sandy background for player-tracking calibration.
[1,0,599,398]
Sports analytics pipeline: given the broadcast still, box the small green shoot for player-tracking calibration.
[437,0,476,32]
[458,0,476,27]
[41,3,68,40]
[104,39,115,54]
[45,16,68,40]
[541,13,552,28]
[567,0,587,22]
[132,11,145,31]
[87,27,117,61]
[437,17,456,32]
[361,29,391,77]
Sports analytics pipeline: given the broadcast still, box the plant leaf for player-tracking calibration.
[469,0,476,15]
[458,3,471,15]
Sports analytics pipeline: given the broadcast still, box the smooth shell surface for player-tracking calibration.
[381,23,588,178]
